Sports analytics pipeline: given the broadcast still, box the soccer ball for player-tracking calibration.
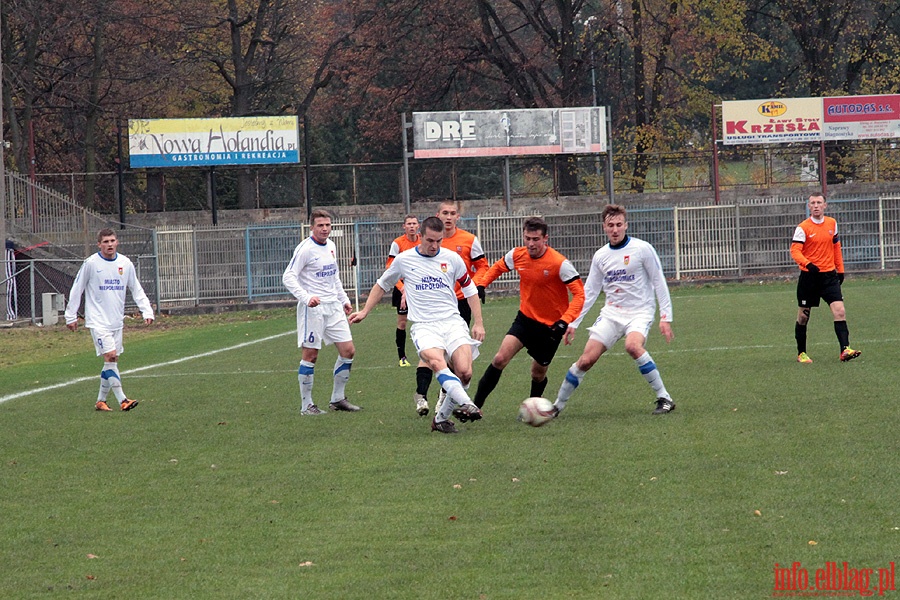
[518,397,556,427]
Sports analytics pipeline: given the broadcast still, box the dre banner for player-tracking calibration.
[412,107,607,159]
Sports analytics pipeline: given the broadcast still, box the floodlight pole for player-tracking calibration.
[606,107,615,204]
[116,120,126,227]
[711,101,721,206]
[401,113,411,214]
[0,0,8,319]
[304,114,312,221]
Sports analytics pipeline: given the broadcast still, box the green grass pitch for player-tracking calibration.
[1,278,898,599]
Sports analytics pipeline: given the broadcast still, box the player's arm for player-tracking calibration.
[126,263,155,324]
[643,246,675,342]
[351,260,402,323]
[474,253,512,288]
[569,250,605,331]
[558,259,585,325]
[387,249,407,293]
[348,282,389,324]
[556,278,585,338]
[790,226,817,271]
[832,224,845,279]
[282,248,313,305]
[462,283,485,342]
[64,260,90,330]
[470,237,489,302]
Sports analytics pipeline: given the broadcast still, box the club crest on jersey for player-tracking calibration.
[118,267,124,275]
[440,262,448,273]
[543,269,550,277]
[624,256,630,266]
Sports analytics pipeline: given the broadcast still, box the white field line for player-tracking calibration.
[119,336,898,380]
[5,333,896,401]
[0,330,294,404]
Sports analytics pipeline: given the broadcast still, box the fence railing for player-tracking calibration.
[30,142,900,214]
[7,194,900,323]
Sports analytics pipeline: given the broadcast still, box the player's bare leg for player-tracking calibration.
[554,339,606,415]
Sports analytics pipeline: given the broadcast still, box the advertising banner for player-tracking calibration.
[721,98,823,145]
[128,116,300,168]
[412,107,606,158]
[823,95,900,140]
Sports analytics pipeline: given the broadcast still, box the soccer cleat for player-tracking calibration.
[414,393,429,417]
[95,400,113,412]
[797,352,813,364]
[652,398,676,415]
[452,403,483,423]
[330,398,362,412]
[550,406,560,419]
[399,357,411,367]
[840,348,861,362]
[120,399,139,411]
[301,404,325,415]
[434,387,447,415]
[431,418,459,434]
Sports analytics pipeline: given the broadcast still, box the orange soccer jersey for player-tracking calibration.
[386,234,419,292]
[791,216,844,273]
[442,228,488,299]
[477,247,585,326]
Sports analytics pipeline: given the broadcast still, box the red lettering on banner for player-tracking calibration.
[725,120,748,134]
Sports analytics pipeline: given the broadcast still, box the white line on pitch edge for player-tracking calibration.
[0,330,295,404]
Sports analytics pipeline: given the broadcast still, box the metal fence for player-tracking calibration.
[30,141,900,214]
[8,193,900,323]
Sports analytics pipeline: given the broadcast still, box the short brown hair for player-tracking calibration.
[438,200,461,213]
[97,228,117,242]
[523,217,548,236]
[310,209,334,224]
[602,204,627,222]
[421,216,443,235]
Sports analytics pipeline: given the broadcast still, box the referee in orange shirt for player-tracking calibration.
[790,193,861,363]
[466,217,585,414]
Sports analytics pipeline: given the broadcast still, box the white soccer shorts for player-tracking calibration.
[90,328,124,357]
[586,307,654,350]
[410,316,481,363]
[297,300,352,349]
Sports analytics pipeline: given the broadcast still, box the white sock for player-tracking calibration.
[636,352,670,400]
[330,356,353,403]
[298,360,315,409]
[98,362,116,402]
[104,363,127,404]
[435,368,473,421]
[554,363,586,413]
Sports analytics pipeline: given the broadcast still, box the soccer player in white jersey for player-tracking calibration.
[349,216,484,434]
[553,204,677,417]
[65,228,154,412]
[282,209,361,415]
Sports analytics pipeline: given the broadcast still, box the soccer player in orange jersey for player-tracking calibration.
[466,217,585,415]
[386,215,420,369]
[414,200,490,416]
[791,193,861,363]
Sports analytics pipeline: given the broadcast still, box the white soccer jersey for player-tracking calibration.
[376,247,477,323]
[573,236,673,328]
[65,252,154,330]
[282,237,350,306]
